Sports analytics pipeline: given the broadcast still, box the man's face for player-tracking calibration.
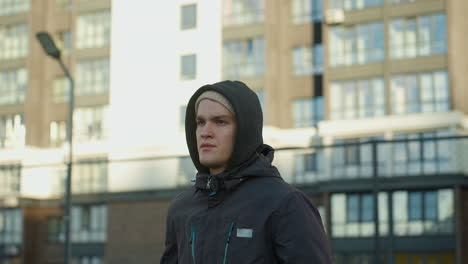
[196,99,236,174]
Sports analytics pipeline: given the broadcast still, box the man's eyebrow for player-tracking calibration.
[196,115,233,120]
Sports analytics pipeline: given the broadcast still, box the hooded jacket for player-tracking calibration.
[160,81,332,264]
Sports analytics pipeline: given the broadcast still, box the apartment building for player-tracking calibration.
[221,0,468,263]
[0,0,467,263]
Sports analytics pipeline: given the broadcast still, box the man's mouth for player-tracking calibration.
[200,143,216,151]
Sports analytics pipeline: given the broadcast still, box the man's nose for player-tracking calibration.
[200,122,214,138]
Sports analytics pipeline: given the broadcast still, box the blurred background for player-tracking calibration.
[0,0,467,263]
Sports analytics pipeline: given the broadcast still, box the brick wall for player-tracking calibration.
[105,199,171,263]
[23,206,63,264]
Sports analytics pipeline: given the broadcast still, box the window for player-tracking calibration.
[292,44,323,75]
[393,130,455,176]
[55,31,72,55]
[223,0,264,26]
[294,152,326,183]
[76,58,110,95]
[179,105,187,130]
[329,0,383,10]
[329,21,383,67]
[53,77,70,103]
[180,54,197,80]
[393,189,453,236]
[0,209,22,244]
[0,0,29,16]
[389,0,415,4]
[223,37,264,78]
[390,13,446,59]
[77,10,111,49]
[292,97,324,128]
[71,205,107,243]
[74,106,109,143]
[71,256,104,264]
[391,70,449,115]
[0,165,20,196]
[344,139,360,166]
[73,159,108,194]
[0,114,25,149]
[0,68,27,105]
[56,0,72,10]
[0,24,28,60]
[292,0,322,23]
[51,168,66,196]
[178,156,197,185]
[181,4,197,30]
[50,121,67,147]
[47,216,64,242]
[331,193,388,238]
[332,137,383,179]
[330,77,385,120]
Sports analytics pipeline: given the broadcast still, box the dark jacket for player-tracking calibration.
[160,81,332,264]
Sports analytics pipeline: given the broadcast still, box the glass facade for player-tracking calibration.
[0,24,28,60]
[50,121,67,147]
[331,192,388,238]
[292,0,322,23]
[223,0,264,26]
[71,205,107,243]
[0,209,22,244]
[294,151,325,183]
[0,114,25,149]
[223,37,264,78]
[47,216,64,242]
[71,257,104,264]
[390,13,446,59]
[0,0,29,16]
[0,165,20,196]
[77,10,111,49]
[292,96,324,128]
[73,159,108,194]
[391,70,450,115]
[76,58,110,96]
[332,137,385,179]
[74,106,109,143]
[330,77,385,120]
[329,22,384,67]
[329,0,383,10]
[390,130,457,176]
[292,44,323,75]
[393,189,453,236]
[0,68,27,105]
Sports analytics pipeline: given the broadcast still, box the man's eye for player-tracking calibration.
[196,120,205,126]
[216,120,226,125]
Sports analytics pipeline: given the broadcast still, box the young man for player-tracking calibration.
[160,80,332,263]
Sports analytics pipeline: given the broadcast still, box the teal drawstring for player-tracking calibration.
[222,222,236,264]
[190,226,196,264]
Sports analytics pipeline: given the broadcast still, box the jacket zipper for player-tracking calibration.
[190,225,197,264]
[222,222,236,264]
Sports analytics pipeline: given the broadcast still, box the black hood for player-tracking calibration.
[185,80,263,174]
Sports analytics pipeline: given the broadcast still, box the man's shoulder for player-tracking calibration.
[167,187,198,213]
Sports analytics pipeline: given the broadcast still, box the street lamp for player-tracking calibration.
[36,31,74,264]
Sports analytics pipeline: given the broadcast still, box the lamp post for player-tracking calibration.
[36,31,74,264]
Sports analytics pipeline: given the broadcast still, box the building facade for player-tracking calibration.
[0,0,467,263]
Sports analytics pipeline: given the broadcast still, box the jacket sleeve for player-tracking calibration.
[160,212,178,264]
[271,192,333,264]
